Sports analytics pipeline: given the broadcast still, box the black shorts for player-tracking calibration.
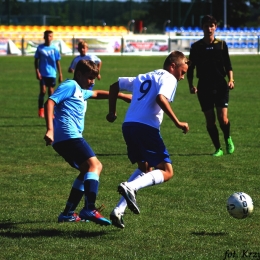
[40,77,56,88]
[197,78,229,112]
[53,138,95,170]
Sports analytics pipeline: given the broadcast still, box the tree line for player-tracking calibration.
[1,0,260,33]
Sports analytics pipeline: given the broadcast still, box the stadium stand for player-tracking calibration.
[0,25,128,51]
[0,25,128,37]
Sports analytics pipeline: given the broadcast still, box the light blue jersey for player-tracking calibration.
[49,79,93,144]
[34,44,61,77]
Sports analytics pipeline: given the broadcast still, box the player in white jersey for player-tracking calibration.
[68,40,102,89]
[106,51,190,229]
[44,60,131,225]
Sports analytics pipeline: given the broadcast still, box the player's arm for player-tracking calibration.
[97,61,102,80]
[227,70,234,89]
[156,94,189,134]
[68,58,77,73]
[223,43,235,90]
[56,60,63,83]
[187,48,197,94]
[106,81,119,122]
[43,99,55,146]
[91,89,131,103]
[34,58,41,80]
[118,92,132,103]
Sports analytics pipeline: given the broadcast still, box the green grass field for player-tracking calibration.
[0,54,259,260]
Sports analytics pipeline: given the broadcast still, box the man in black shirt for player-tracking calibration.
[187,15,235,156]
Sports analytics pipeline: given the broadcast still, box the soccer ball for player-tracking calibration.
[227,192,254,219]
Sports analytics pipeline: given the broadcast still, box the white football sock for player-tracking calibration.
[127,169,164,191]
[116,169,144,212]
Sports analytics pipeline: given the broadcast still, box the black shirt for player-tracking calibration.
[187,38,233,81]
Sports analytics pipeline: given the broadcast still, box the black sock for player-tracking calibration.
[62,178,84,215]
[38,94,45,109]
[63,188,84,215]
[207,125,221,150]
[220,121,230,140]
[84,179,99,210]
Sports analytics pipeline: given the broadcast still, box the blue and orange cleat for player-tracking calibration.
[79,208,111,226]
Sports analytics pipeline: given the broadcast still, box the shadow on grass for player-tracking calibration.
[176,153,211,156]
[96,153,127,156]
[191,231,228,236]
[0,220,109,238]
[0,124,44,127]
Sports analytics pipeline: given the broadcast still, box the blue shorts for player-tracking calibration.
[53,138,95,170]
[122,122,172,167]
[40,77,56,88]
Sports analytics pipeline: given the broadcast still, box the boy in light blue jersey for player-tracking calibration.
[34,30,63,118]
[68,40,102,90]
[106,51,190,229]
[44,59,131,225]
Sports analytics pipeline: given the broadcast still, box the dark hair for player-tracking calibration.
[44,30,53,38]
[74,60,99,78]
[201,15,217,26]
[163,51,190,69]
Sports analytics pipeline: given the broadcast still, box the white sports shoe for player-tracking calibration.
[110,207,125,229]
[118,182,140,214]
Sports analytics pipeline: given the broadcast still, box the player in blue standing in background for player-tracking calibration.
[68,40,102,90]
[44,59,131,225]
[106,51,190,229]
[34,30,63,118]
[187,15,235,156]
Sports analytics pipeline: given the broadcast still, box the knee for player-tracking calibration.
[97,160,103,172]
[162,165,174,182]
[166,168,174,180]
[222,118,229,125]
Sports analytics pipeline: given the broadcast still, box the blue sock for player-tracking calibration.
[83,172,99,210]
[63,178,84,215]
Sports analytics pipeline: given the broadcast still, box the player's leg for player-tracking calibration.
[110,163,150,229]
[54,138,110,225]
[53,140,84,222]
[38,79,46,118]
[78,156,111,225]
[217,107,234,154]
[198,89,222,156]
[203,109,223,156]
[46,77,56,97]
[216,88,235,154]
[117,124,171,214]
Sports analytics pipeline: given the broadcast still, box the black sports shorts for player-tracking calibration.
[40,77,56,88]
[197,78,229,112]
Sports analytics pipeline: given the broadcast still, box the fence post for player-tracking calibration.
[121,36,124,55]
[72,36,75,55]
[21,37,25,56]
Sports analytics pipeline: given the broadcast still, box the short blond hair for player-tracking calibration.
[78,40,88,49]
[163,51,190,69]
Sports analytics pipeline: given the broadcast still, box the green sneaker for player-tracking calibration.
[225,136,235,154]
[212,148,223,157]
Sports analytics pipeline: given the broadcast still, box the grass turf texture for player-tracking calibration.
[0,55,259,260]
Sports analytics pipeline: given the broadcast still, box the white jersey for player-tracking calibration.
[68,54,101,70]
[119,69,178,129]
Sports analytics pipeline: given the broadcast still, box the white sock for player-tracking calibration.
[127,169,164,191]
[116,169,144,213]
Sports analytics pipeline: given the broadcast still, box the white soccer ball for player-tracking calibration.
[227,192,254,219]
